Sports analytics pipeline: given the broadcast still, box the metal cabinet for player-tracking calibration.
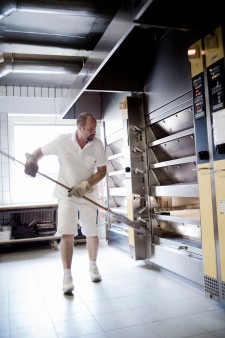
[105,96,149,259]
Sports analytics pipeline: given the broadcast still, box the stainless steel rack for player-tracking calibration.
[146,105,203,285]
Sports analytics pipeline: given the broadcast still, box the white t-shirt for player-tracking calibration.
[41,133,107,198]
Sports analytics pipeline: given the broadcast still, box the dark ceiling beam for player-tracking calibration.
[59,0,154,118]
[133,19,200,32]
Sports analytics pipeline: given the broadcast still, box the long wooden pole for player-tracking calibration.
[0,150,149,235]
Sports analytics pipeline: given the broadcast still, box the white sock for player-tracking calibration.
[89,261,97,268]
[64,269,72,277]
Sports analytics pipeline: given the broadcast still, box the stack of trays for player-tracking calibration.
[36,222,56,237]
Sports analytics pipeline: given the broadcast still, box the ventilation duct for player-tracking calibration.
[0,0,120,20]
[0,53,83,78]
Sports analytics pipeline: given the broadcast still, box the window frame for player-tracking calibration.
[8,114,76,204]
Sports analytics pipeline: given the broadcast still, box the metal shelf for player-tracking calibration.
[108,169,125,176]
[0,203,59,247]
[153,235,202,256]
[109,226,128,236]
[151,183,199,197]
[109,187,127,196]
[110,207,128,215]
[148,127,194,147]
[106,129,123,145]
[108,152,123,161]
[153,213,200,226]
[0,235,61,245]
[149,155,196,169]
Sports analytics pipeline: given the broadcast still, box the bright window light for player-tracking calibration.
[8,115,104,205]
[9,117,75,204]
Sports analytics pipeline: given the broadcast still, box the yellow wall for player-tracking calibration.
[214,160,225,281]
[198,163,217,278]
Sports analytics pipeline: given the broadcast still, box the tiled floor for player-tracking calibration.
[0,239,225,338]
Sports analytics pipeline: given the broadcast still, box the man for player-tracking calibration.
[24,112,107,294]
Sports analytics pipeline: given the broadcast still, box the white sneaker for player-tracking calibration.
[89,265,101,282]
[63,275,74,294]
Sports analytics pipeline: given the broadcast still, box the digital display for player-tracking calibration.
[192,73,206,119]
[207,59,225,113]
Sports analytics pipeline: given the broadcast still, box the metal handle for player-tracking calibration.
[192,167,225,173]
[138,216,148,223]
[192,167,211,171]
[134,167,145,174]
[133,195,148,200]
[132,125,143,133]
[210,169,225,173]
[133,146,144,153]
[178,245,188,251]
[138,205,148,214]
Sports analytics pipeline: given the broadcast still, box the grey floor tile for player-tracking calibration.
[8,290,43,305]
[1,240,225,338]
[107,323,161,338]
[79,334,109,338]
[187,331,225,338]
[9,323,58,338]
[86,297,129,315]
[169,297,223,316]
[0,315,9,331]
[188,309,225,332]
[213,329,225,337]
[120,293,155,309]
[77,285,119,302]
[106,283,152,298]
[0,304,8,317]
[150,316,207,338]
[10,324,58,338]
[133,303,182,323]
[9,309,52,330]
[0,330,9,338]
[47,300,93,321]
[8,299,48,315]
[54,316,105,337]
[94,309,144,331]
[0,293,8,305]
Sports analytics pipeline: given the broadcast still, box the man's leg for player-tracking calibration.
[61,234,74,269]
[61,234,75,293]
[86,236,101,282]
[86,235,99,261]
[57,197,78,294]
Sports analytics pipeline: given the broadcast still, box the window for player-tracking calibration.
[8,115,75,204]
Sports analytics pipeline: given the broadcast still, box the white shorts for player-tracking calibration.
[57,196,99,237]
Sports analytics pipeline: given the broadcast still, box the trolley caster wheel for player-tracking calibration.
[50,240,59,250]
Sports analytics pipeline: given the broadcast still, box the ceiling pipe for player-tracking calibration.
[0,53,83,78]
[0,42,92,57]
[0,0,120,20]
[0,53,11,77]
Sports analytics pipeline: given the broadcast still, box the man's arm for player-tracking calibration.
[88,165,107,186]
[68,165,107,198]
[31,148,44,161]
[24,148,44,177]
